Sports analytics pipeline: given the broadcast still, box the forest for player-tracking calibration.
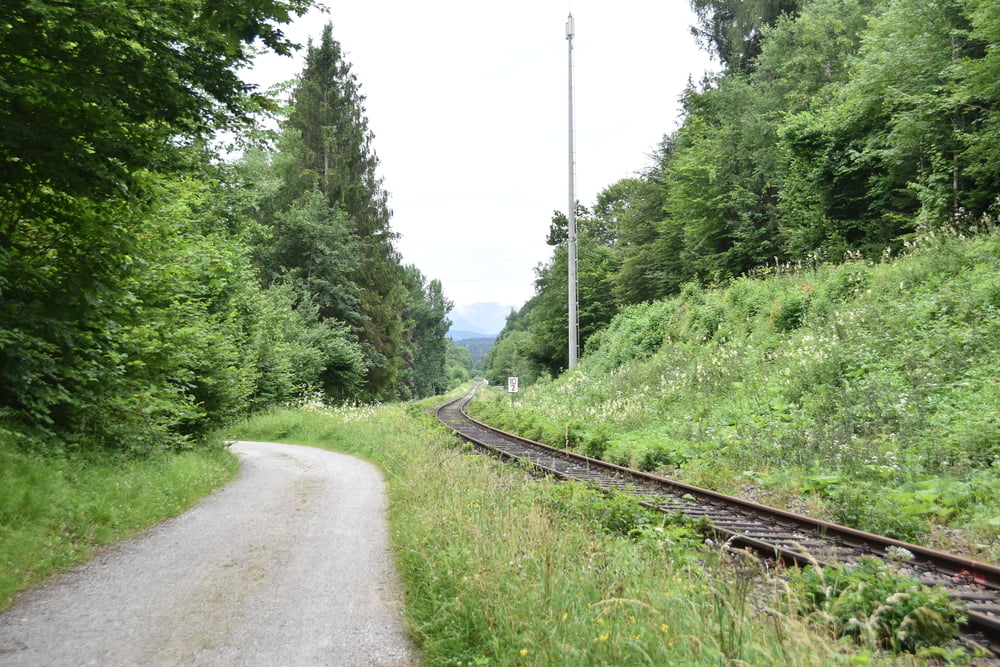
[486,0,1000,384]
[3,0,999,455]
[0,1,461,455]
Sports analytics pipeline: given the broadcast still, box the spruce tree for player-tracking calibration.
[284,23,407,399]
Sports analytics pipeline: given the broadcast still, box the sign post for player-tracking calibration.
[507,376,519,394]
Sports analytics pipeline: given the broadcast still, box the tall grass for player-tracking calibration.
[0,436,237,610]
[471,229,1000,557]
[225,400,893,665]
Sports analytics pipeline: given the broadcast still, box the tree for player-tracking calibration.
[282,23,407,399]
[400,266,453,399]
[524,210,621,376]
[0,0,309,205]
[956,0,1000,195]
[483,330,543,388]
[755,0,875,108]
[669,0,884,268]
[241,136,362,327]
[247,282,366,407]
[779,0,984,258]
[445,343,474,389]
[689,0,800,73]
[0,0,313,450]
[1,167,268,452]
[664,78,784,283]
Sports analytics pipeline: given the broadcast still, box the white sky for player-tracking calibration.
[243,0,715,311]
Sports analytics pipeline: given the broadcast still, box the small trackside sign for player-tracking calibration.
[507,376,519,393]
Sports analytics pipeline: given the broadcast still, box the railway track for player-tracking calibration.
[436,384,1000,656]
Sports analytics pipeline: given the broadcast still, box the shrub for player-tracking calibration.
[578,427,611,459]
[637,442,688,472]
[537,482,660,539]
[794,557,965,653]
[826,482,929,542]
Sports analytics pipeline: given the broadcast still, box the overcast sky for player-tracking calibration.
[243,0,716,311]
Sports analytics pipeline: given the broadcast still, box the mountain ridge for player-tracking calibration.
[448,302,514,338]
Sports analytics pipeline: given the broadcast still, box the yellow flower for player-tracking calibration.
[660,623,670,633]
[599,634,609,642]
[519,649,528,657]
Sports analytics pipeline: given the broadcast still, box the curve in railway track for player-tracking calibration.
[437,383,1000,656]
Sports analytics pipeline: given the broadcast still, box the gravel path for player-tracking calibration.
[0,441,420,666]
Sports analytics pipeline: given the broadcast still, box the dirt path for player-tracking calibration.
[0,441,419,666]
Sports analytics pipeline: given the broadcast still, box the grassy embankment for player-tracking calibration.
[4,399,964,665]
[226,399,848,665]
[226,397,971,665]
[473,227,1000,561]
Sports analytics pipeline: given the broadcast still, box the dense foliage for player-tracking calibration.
[0,5,452,454]
[794,557,964,652]
[486,0,1000,383]
[236,24,453,402]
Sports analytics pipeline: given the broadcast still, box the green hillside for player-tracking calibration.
[472,228,1000,560]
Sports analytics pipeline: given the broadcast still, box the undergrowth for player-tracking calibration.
[792,557,965,655]
[471,229,1000,560]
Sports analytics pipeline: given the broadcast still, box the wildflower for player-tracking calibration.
[660,623,670,633]
[519,649,528,657]
[885,546,913,563]
[599,634,609,642]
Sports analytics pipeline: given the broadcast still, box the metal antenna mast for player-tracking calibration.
[566,12,578,369]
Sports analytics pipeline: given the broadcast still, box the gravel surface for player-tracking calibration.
[0,441,420,666]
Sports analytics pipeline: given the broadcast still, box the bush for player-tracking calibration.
[826,482,929,542]
[578,428,612,459]
[794,557,965,653]
[637,443,688,472]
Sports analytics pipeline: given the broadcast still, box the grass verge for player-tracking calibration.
[0,436,238,611]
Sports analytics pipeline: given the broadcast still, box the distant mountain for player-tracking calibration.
[448,302,514,338]
[448,330,492,342]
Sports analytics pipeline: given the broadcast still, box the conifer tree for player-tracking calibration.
[283,23,407,399]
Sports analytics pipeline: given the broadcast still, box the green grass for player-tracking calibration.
[223,397,954,665]
[472,229,1000,559]
[0,435,238,610]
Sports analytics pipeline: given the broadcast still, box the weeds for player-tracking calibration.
[791,557,965,654]
[225,402,968,664]
[470,230,1000,560]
